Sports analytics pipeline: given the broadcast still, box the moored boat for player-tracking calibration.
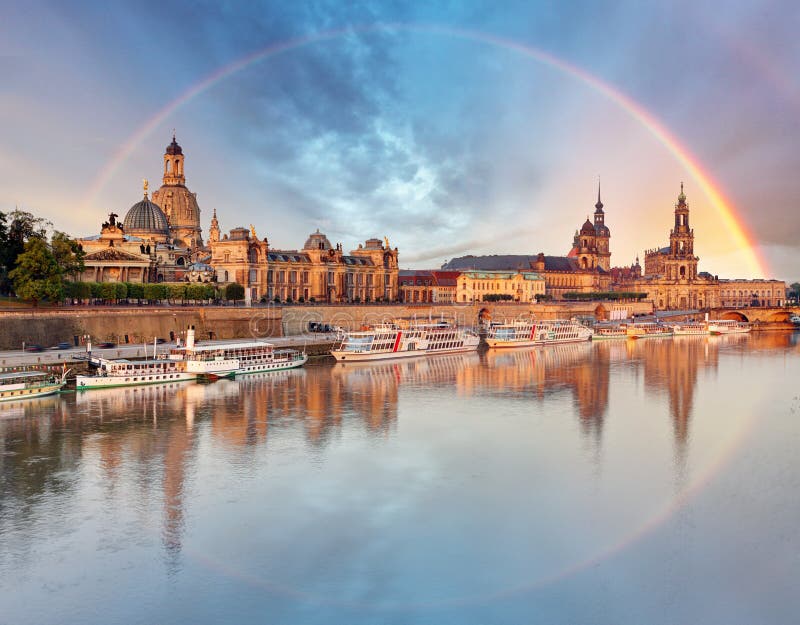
[169,326,307,375]
[672,322,708,336]
[0,370,67,402]
[591,325,628,340]
[331,324,428,362]
[486,318,593,348]
[626,322,674,339]
[75,357,196,390]
[707,319,751,335]
[417,320,480,355]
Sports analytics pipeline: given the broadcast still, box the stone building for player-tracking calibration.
[443,186,612,299]
[151,135,204,248]
[456,270,546,303]
[77,136,208,284]
[615,184,786,309]
[208,218,400,303]
[398,270,460,303]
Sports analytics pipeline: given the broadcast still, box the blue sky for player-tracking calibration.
[1,0,798,279]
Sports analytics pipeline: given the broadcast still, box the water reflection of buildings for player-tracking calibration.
[479,344,610,441]
[1,332,796,571]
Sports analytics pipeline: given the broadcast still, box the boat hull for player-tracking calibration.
[235,355,309,374]
[0,382,64,402]
[330,349,426,362]
[75,372,196,390]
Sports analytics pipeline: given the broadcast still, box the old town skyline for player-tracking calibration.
[2,2,798,282]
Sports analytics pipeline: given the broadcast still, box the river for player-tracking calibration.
[1,332,799,624]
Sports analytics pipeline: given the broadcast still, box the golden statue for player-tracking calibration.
[384,236,390,249]
[250,224,257,239]
[143,178,149,197]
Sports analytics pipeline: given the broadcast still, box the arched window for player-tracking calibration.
[176,257,185,266]
[222,270,228,282]
[680,266,686,277]
[165,160,171,173]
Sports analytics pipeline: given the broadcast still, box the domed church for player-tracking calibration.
[76,135,212,284]
[151,135,204,248]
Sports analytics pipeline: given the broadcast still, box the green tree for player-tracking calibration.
[114,282,128,301]
[98,282,118,302]
[186,283,205,302]
[50,231,85,281]
[64,280,91,301]
[8,237,62,305]
[169,283,187,303]
[127,282,144,301]
[790,282,800,304]
[225,282,245,304]
[0,210,51,295]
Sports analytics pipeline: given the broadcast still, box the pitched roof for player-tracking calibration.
[443,254,607,274]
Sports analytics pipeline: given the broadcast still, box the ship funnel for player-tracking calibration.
[186,325,196,350]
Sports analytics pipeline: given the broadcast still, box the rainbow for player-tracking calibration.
[80,23,767,276]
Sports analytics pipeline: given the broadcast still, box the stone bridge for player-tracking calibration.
[709,306,800,323]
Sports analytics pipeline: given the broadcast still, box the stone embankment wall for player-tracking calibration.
[0,307,281,350]
[0,301,654,350]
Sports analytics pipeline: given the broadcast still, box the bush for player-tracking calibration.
[126,282,144,301]
[483,293,513,302]
[225,282,245,303]
[169,283,187,302]
[114,282,127,300]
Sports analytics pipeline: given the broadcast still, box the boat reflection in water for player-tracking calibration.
[1,330,798,624]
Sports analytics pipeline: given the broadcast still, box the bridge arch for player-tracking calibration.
[766,310,792,323]
[594,304,607,321]
[720,310,749,322]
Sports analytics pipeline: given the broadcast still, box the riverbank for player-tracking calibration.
[0,301,654,350]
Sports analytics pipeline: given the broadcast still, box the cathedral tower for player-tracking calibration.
[151,134,204,248]
[666,182,697,280]
[593,180,611,271]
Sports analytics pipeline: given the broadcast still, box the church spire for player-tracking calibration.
[595,177,604,212]
[678,181,686,204]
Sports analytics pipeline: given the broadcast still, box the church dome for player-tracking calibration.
[304,229,333,250]
[580,219,595,234]
[166,135,183,155]
[123,197,169,238]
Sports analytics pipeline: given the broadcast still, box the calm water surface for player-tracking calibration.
[1,333,799,625]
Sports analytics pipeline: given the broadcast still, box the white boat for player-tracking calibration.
[626,322,673,339]
[168,326,307,375]
[75,357,196,389]
[672,322,708,336]
[486,318,593,348]
[591,325,628,340]
[707,319,751,335]
[416,320,480,355]
[791,314,800,326]
[0,369,67,402]
[331,324,428,362]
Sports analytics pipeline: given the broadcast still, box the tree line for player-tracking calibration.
[0,209,84,303]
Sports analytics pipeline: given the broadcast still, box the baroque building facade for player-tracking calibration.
[76,135,400,299]
[443,186,612,298]
[78,136,208,283]
[614,184,786,309]
[208,218,400,304]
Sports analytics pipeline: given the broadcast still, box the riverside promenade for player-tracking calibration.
[0,300,655,351]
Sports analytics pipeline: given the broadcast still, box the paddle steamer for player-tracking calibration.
[0,370,67,402]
